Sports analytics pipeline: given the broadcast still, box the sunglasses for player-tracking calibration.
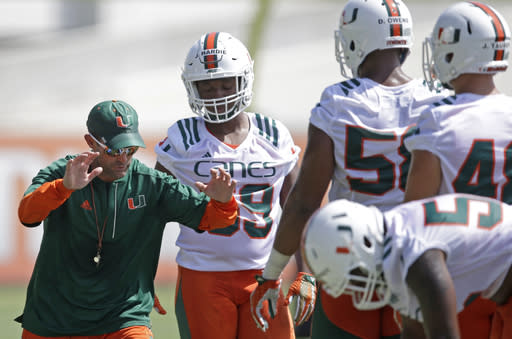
[89,134,138,157]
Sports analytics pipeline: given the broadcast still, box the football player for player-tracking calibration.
[154,32,307,338]
[302,194,512,339]
[404,2,512,337]
[250,0,448,338]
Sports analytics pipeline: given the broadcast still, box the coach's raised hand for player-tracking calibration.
[62,151,103,190]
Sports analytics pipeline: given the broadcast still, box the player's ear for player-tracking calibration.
[84,134,95,149]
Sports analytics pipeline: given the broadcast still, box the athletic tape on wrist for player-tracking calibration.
[262,248,291,280]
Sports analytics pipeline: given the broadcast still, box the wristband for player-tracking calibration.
[262,248,291,280]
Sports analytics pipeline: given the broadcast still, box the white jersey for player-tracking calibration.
[382,193,512,322]
[405,93,512,202]
[155,113,300,271]
[310,78,448,210]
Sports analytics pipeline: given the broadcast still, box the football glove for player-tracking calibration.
[250,275,282,332]
[286,272,317,326]
[153,294,167,315]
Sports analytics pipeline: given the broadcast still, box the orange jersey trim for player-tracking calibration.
[18,179,74,224]
[198,196,238,231]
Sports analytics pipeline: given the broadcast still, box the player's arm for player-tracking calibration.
[280,162,299,208]
[272,123,334,259]
[405,249,460,339]
[401,315,427,339]
[251,124,333,331]
[404,150,442,202]
[280,164,302,263]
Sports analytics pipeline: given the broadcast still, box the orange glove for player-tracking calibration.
[286,272,317,326]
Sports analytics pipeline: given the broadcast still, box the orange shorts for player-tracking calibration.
[175,266,294,339]
[22,326,153,339]
[458,296,496,338]
[312,288,401,339]
[490,296,512,339]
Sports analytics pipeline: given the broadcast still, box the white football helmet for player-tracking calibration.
[301,199,390,310]
[335,0,413,78]
[182,32,254,123]
[423,1,510,89]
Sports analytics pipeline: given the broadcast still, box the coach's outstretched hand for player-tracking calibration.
[195,167,236,203]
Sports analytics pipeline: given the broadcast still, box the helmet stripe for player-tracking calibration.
[382,0,402,37]
[203,32,220,69]
[336,247,350,254]
[470,2,507,61]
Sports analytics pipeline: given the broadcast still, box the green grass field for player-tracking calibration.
[3,285,24,339]
[1,284,180,339]
[1,283,310,338]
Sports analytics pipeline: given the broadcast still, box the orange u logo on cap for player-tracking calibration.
[116,116,130,128]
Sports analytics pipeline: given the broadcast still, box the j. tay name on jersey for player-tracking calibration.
[194,160,277,178]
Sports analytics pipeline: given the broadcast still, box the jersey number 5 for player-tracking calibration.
[345,125,416,195]
[424,196,502,229]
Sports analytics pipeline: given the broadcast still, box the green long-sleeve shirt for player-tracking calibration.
[18,156,209,336]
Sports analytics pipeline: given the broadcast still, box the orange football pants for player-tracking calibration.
[312,288,401,339]
[457,296,496,338]
[314,288,496,339]
[22,326,153,339]
[175,266,294,339]
[490,296,512,339]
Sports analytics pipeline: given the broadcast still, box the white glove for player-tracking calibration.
[250,275,282,332]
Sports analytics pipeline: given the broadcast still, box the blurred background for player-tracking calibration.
[1,0,511,337]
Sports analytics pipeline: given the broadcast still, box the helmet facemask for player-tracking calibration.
[186,74,252,123]
[182,32,254,123]
[343,249,391,310]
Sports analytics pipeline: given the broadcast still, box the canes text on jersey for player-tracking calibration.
[194,160,277,178]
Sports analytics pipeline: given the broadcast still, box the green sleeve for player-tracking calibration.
[142,164,211,231]
[24,156,75,195]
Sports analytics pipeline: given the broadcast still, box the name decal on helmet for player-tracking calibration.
[201,49,227,56]
[378,17,409,25]
[470,1,508,61]
[202,32,223,69]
